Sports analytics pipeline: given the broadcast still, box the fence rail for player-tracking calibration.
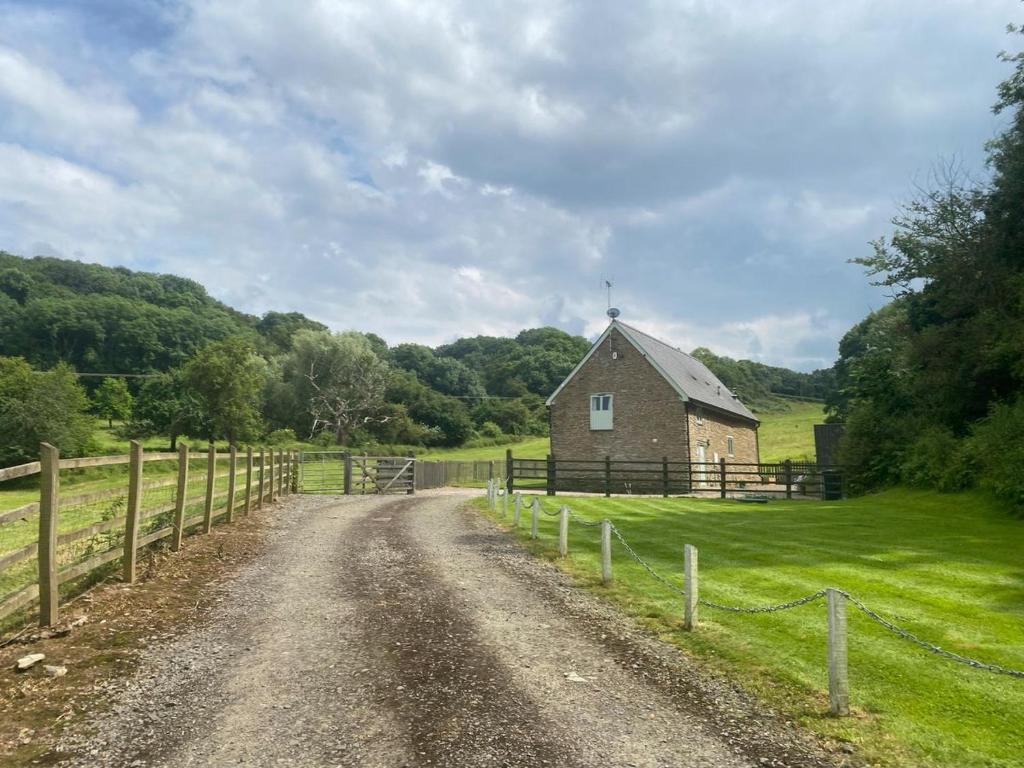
[506,450,844,500]
[0,442,297,631]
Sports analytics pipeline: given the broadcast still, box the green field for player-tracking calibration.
[417,436,550,461]
[479,489,1024,767]
[754,400,825,462]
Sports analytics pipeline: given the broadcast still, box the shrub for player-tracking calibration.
[969,400,1024,513]
[478,421,503,439]
[266,428,298,446]
[900,426,974,492]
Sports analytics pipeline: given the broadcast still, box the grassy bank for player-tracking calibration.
[478,489,1024,767]
[754,400,825,462]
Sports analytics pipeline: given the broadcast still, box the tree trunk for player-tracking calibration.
[335,423,347,446]
[169,432,178,451]
[107,418,113,429]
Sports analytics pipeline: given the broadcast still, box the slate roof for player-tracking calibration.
[546,320,758,424]
[614,322,758,423]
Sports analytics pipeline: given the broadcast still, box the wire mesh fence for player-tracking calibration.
[0,443,297,631]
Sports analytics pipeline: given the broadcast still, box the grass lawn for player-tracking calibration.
[478,488,1024,768]
[418,436,550,461]
[754,400,825,462]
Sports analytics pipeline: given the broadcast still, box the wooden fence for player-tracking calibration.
[506,451,843,500]
[0,441,296,629]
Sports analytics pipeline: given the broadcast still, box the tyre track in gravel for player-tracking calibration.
[48,490,844,768]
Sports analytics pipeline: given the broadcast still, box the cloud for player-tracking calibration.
[0,0,1019,370]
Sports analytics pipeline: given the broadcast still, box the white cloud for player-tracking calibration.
[0,0,1018,369]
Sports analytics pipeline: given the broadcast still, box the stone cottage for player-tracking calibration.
[545,319,760,469]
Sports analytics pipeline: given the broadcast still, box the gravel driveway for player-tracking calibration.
[53,490,841,768]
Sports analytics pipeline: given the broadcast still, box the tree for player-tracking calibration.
[132,368,204,450]
[93,377,134,428]
[285,330,390,445]
[184,339,265,444]
[0,357,93,465]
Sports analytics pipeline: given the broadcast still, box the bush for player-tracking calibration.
[969,400,1024,513]
[266,428,298,446]
[115,419,158,440]
[478,421,503,439]
[900,426,974,492]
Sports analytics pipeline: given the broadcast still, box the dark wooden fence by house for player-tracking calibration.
[506,450,843,500]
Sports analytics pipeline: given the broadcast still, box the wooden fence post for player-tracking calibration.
[226,445,237,523]
[558,505,569,557]
[285,451,292,495]
[531,497,540,539]
[513,493,522,527]
[244,447,253,515]
[123,440,144,584]
[506,449,514,494]
[662,456,669,498]
[604,456,612,498]
[276,450,284,499]
[827,588,850,715]
[172,442,189,551]
[684,544,698,630]
[785,459,793,500]
[204,444,216,533]
[343,452,352,495]
[601,519,612,584]
[37,443,60,627]
[267,448,276,502]
[502,486,509,516]
[546,454,556,496]
[719,457,727,499]
[257,449,265,510]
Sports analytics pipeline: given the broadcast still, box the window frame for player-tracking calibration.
[727,435,735,457]
[589,392,614,431]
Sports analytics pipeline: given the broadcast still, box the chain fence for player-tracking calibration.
[484,483,1024,681]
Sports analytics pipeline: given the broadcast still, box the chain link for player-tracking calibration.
[608,524,686,595]
[839,591,1024,679]
[698,589,829,613]
[568,511,603,528]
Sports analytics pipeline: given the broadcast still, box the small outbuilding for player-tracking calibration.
[545,318,760,466]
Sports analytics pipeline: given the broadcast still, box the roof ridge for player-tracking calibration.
[615,320,696,360]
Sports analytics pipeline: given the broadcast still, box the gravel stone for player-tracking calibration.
[51,490,845,767]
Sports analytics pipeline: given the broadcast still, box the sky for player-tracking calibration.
[0,1,1018,371]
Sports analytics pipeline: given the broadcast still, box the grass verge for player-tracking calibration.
[477,488,1024,768]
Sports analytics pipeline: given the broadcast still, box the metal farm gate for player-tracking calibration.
[298,452,415,495]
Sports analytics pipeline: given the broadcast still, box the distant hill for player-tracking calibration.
[689,347,834,413]
[0,252,834,412]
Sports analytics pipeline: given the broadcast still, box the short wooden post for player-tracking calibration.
[489,460,494,481]
[558,505,569,557]
[257,449,265,510]
[683,544,698,630]
[784,459,793,500]
[123,440,144,584]
[719,457,727,499]
[506,448,514,494]
[513,492,522,527]
[546,453,556,496]
[502,486,509,516]
[172,442,189,551]
[37,443,60,627]
[343,452,353,495]
[827,588,850,716]
[604,455,612,498]
[286,451,293,495]
[601,519,612,584]
[244,447,253,515]
[662,456,669,498]
[530,497,540,539]
[226,445,237,523]
[203,444,216,533]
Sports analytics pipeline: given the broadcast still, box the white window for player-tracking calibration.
[590,393,613,430]
[694,407,704,426]
[727,436,735,457]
